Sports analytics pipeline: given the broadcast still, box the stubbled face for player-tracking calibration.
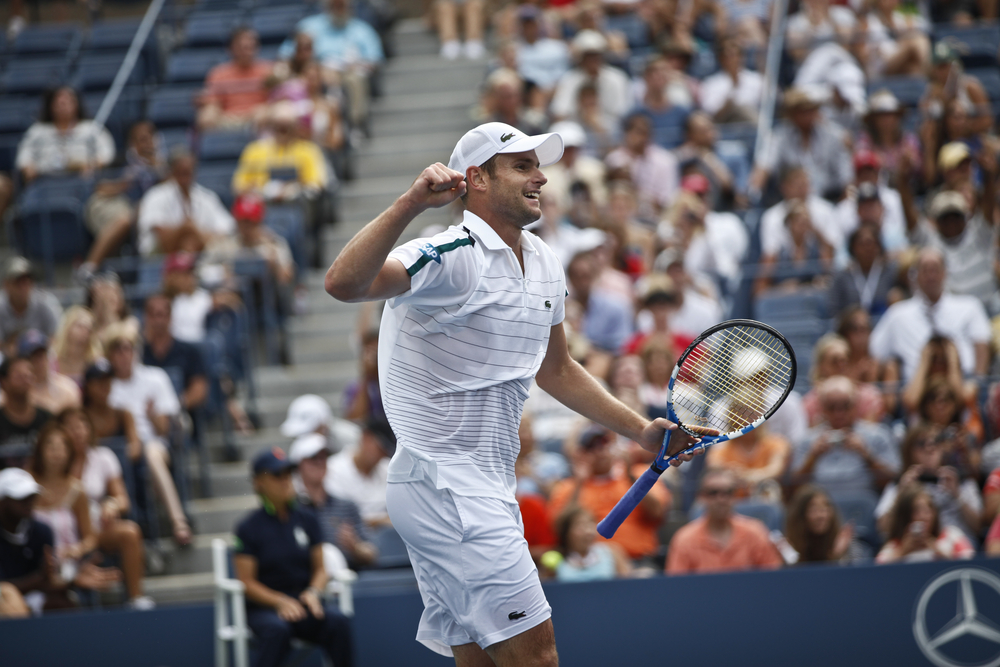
[482,151,547,227]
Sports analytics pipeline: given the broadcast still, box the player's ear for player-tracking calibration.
[467,165,489,194]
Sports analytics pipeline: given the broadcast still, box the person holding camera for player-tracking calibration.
[875,425,981,544]
[875,486,974,564]
[791,376,899,501]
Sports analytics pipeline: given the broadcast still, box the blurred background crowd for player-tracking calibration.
[1,0,1000,639]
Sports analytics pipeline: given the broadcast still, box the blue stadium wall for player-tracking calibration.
[5,558,1000,666]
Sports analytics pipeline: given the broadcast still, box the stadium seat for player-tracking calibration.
[183,10,247,48]
[251,5,309,44]
[196,160,238,206]
[158,127,194,153]
[147,86,201,128]
[933,24,1000,69]
[165,48,228,84]
[0,134,21,174]
[0,97,39,135]
[12,24,82,56]
[605,12,650,50]
[263,203,307,277]
[198,129,254,162]
[72,52,145,92]
[1,57,70,95]
[371,526,411,568]
[754,288,828,322]
[734,501,785,532]
[14,193,91,278]
[85,18,143,52]
[829,490,880,550]
[866,77,926,108]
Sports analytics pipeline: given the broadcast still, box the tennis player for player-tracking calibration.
[325,122,699,666]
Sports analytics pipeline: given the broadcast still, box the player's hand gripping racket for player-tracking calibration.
[597,319,796,538]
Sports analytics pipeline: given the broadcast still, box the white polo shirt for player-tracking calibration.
[869,293,991,382]
[379,211,567,502]
[109,364,181,443]
[137,180,236,256]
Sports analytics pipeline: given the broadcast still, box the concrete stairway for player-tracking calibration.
[142,19,485,605]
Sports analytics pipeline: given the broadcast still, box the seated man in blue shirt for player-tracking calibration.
[278,0,384,130]
[289,433,378,570]
[234,449,353,667]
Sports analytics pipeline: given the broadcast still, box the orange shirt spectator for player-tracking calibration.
[549,467,668,559]
[666,515,782,575]
[705,429,790,499]
[198,27,273,129]
[666,468,782,575]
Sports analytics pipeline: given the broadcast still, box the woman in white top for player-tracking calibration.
[61,408,153,608]
[860,0,930,78]
[15,87,115,183]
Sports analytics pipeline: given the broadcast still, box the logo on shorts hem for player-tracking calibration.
[508,611,527,620]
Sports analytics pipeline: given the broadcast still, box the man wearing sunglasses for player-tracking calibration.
[666,468,782,575]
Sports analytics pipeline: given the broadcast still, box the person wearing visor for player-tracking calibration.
[325,122,701,665]
[233,448,353,667]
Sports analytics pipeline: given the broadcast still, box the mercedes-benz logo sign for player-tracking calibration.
[914,567,1000,667]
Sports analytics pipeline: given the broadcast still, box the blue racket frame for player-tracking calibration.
[597,319,796,539]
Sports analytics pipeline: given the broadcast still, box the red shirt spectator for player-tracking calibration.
[666,469,782,575]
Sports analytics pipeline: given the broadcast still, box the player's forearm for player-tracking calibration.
[537,355,648,444]
[325,196,421,302]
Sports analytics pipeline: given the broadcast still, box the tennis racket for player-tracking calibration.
[596,319,796,538]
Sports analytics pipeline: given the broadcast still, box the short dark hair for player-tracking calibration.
[144,292,173,315]
[0,356,30,382]
[229,25,256,47]
[460,153,500,205]
[40,86,86,124]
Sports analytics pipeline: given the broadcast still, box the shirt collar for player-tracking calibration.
[462,210,539,255]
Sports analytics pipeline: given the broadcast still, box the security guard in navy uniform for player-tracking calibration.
[234,448,354,667]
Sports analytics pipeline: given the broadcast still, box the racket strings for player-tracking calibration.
[673,326,793,433]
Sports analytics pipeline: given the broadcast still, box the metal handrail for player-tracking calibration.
[750,0,791,201]
[93,0,169,129]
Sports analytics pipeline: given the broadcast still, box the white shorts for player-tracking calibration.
[386,478,552,657]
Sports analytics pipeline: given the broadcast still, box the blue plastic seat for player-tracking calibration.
[754,289,827,322]
[370,526,411,569]
[0,134,21,173]
[147,86,200,128]
[73,52,146,91]
[86,19,144,52]
[734,501,785,532]
[829,490,880,549]
[196,160,238,206]
[1,58,70,95]
[0,97,39,135]
[604,12,650,50]
[15,195,91,264]
[13,24,82,56]
[866,76,927,107]
[199,129,254,162]
[165,48,228,84]
[263,203,307,275]
[933,24,1000,69]
[184,10,247,48]
[251,5,309,44]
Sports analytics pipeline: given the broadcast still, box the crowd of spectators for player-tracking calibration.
[408,0,1000,582]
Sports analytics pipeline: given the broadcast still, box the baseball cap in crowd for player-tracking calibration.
[84,358,114,383]
[252,447,295,476]
[639,273,679,307]
[363,418,397,457]
[784,87,823,111]
[547,121,586,149]
[289,433,331,464]
[0,467,42,500]
[4,256,32,281]
[280,394,333,438]
[572,29,607,55]
[681,173,710,195]
[929,191,969,219]
[938,142,972,172]
[448,122,564,176]
[517,4,541,20]
[857,182,881,203]
[17,330,49,358]
[853,150,881,172]
[732,348,771,379]
[867,89,901,115]
[163,252,198,274]
[932,42,959,64]
[233,193,265,224]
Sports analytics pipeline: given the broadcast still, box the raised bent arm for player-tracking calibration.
[325,163,467,303]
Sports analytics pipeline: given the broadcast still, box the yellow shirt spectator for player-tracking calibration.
[232,137,329,195]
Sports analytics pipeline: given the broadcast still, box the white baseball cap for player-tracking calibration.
[280,394,333,438]
[0,467,42,500]
[447,122,564,176]
[548,121,586,148]
[289,433,331,464]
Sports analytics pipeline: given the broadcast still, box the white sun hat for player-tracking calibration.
[447,122,564,175]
